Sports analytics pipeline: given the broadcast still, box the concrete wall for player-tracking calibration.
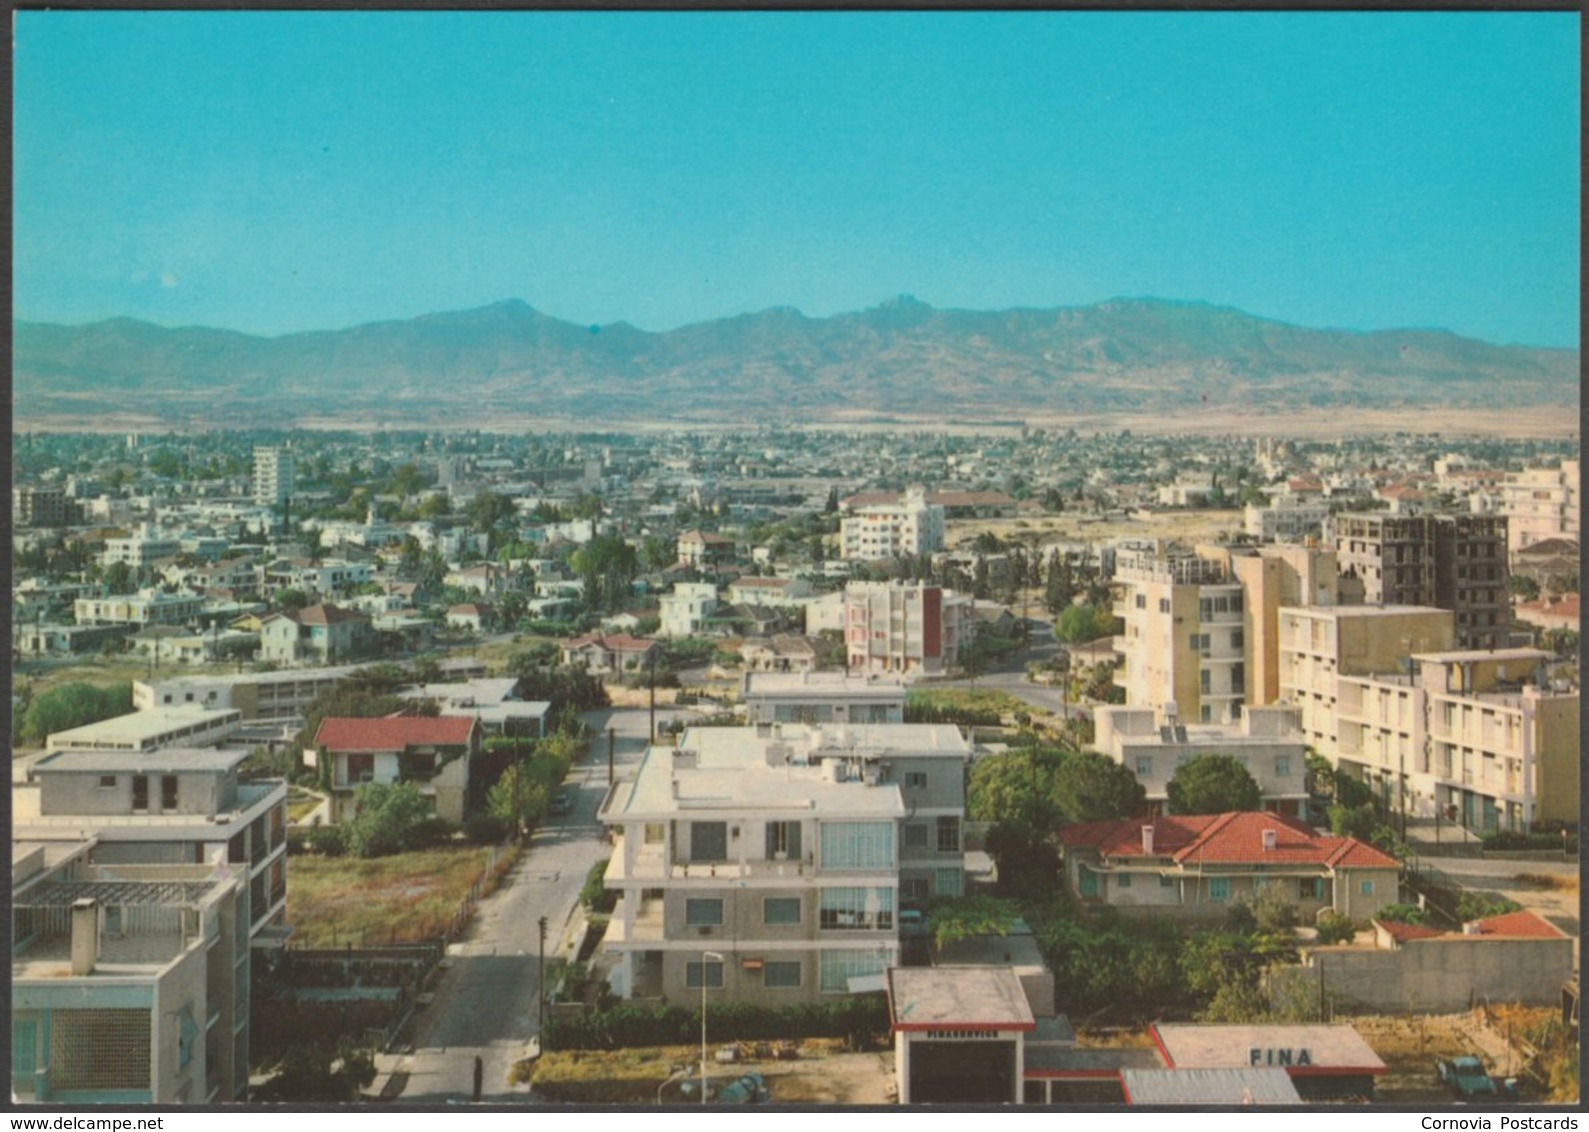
[41,770,232,818]
[1270,935,1575,1013]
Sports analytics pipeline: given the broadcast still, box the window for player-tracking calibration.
[1208,877,1231,903]
[644,823,665,844]
[161,775,179,812]
[1275,755,1291,778]
[1135,757,1153,778]
[935,868,964,897]
[936,816,960,853]
[1231,628,1244,650]
[904,771,928,789]
[1160,875,1176,888]
[132,776,150,811]
[903,823,929,849]
[1360,879,1375,896]
[819,887,893,931]
[690,822,728,863]
[685,960,724,990]
[764,898,801,926]
[98,775,117,789]
[901,877,930,901]
[820,950,886,994]
[1116,873,1132,888]
[1200,669,1212,694]
[764,961,801,989]
[178,1007,199,1069]
[1299,878,1325,901]
[1231,664,1245,693]
[1159,598,1171,614]
[765,821,802,860]
[821,822,894,869]
[1135,593,1146,609]
[685,899,723,927]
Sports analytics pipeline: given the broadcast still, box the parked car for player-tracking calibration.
[549,790,573,816]
[1436,1056,1499,1100]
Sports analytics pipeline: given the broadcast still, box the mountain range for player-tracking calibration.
[13,297,1579,426]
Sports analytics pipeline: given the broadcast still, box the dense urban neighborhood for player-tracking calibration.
[11,423,1580,1105]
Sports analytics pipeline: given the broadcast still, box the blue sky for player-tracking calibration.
[14,11,1580,347]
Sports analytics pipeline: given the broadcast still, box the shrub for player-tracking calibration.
[543,996,890,1052]
[1315,913,1357,945]
[464,812,511,844]
[343,783,437,858]
[1482,829,1578,853]
[307,825,347,857]
[580,860,617,914]
[1455,892,1522,921]
[1374,902,1428,925]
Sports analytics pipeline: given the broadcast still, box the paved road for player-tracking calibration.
[376,708,689,1102]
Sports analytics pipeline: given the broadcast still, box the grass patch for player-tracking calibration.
[1515,873,1579,892]
[907,687,1026,718]
[287,844,513,947]
[286,787,323,824]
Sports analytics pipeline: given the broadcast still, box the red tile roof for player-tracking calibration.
[295,602,368,626]
[1376,920,1447,944]
[315,715,478,752]
[1059,812,1400,870]
[563,633,659,653]
[1473,911,1566,939]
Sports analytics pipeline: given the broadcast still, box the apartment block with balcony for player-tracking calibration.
[1113,545,1246,724]
[1328,512,1510,650]
[1501,460,1579,560]
[1092,703,1310,817]
[844,581,967,677]
[12,841,251,1104]
[839,489,946,562]
[598,722,971,1006]
[1276,604,1455,754]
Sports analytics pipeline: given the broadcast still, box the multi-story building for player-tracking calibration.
[1276,604,1455,753]
[1113,544,1246,724]
[134,663,376,737]
[1242,496,1330,544]
[742,671,907,727]
[310,714,482,825]
[659,582,719,638]
[598,722,970,1005]
[44,706,243,754]
[251,446,295,508]
[13,843,250,1104]
[844,581,967,677]
[74,591,206,629]
[1225,543,1360,709]
[1335,649,1577,832]
[258,602,372,667]
[1328,513,1510,650]
[101,529,184,573]
[1501,460,1579,559]
[13,748,292,1103]
[676,529,737,570]
[840,488,946,562]
[1092,704,1310,817]
[14,485,79,528]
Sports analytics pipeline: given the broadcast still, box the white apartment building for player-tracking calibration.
[1334,649,1577,832]
[100,529,183,572]
[1092,703,1310,817]
[1113,545,1246,724]
[840,489,945,562]
[844,581,967,677]
[75,591,206,628]
[45,707,244,754]
[659,582,720,638]
[251,446,294,508]
[743,671,907,727]
[598,722,970,1005]
[1243,496,1330,543]
[1502,460,1579,559]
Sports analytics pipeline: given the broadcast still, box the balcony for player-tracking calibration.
[606,896,665,946]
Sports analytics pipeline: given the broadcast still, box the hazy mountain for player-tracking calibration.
[13,296,1579,425]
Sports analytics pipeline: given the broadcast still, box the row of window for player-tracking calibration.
[686,888,897,931]
[99,773,180,811]
[685,951,888,993]
[1108,874,1348,902]
[688,820,915,867]
[1133,754,1291,778]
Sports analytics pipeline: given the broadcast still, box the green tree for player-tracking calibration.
[984,819,1061,900]
[1054,603,1116,644]
[1166,754,1262,815]
[1052,751,1145,823]
[103,560,136,595]
[275,587,311,613]
[968,747,1065,824]
[343,783,440,858]
[1328,802,1378,841]
[466,490,518,534]
[18,682,133,746]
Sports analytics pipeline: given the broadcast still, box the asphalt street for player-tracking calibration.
[374,707,689,1102]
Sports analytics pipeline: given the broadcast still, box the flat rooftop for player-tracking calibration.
[31,747,249,775]
[618,745,908,819]
[743,671,908,700]
[48,707,241,746]
[1122,1068,1302,1105]
[1412,648,1553,664]
[1151,1024,1386,1072]
[889,967,1036,1032]
[1283,604,1449,619]
[683,723,971,758]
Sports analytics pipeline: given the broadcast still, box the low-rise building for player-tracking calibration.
[742,671,908,726]
[75,591,206,629]
[658,582,719,638]
[45,707,243,754]
[258,602,372,667]
[1058,812,1400,925]
[560,632,663,675]
[310,714,482,824]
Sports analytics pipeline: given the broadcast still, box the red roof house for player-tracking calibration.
[313,714,481,825]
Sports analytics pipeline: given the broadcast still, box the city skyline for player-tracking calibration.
[14,10,1581,348]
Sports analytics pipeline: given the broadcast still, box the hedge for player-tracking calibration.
[543,996,889,1051]
[1482,829,1578,853]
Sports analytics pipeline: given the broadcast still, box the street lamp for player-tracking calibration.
[699,949,723,1106]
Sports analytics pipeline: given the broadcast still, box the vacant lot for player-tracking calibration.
[288,844,513,948]
[1352,1008,1571,1105]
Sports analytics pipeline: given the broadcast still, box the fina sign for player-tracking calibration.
[1249,1047,1312,1067]
[923,1030,1003,1041]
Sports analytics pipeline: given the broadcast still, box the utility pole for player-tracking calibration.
[648,655,658,743]
[537,916,548,1039]
[608,726,615,787]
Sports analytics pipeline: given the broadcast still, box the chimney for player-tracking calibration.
[1141,825,1155,856]
[71,898,99,976]
[1261,829,1278,851]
